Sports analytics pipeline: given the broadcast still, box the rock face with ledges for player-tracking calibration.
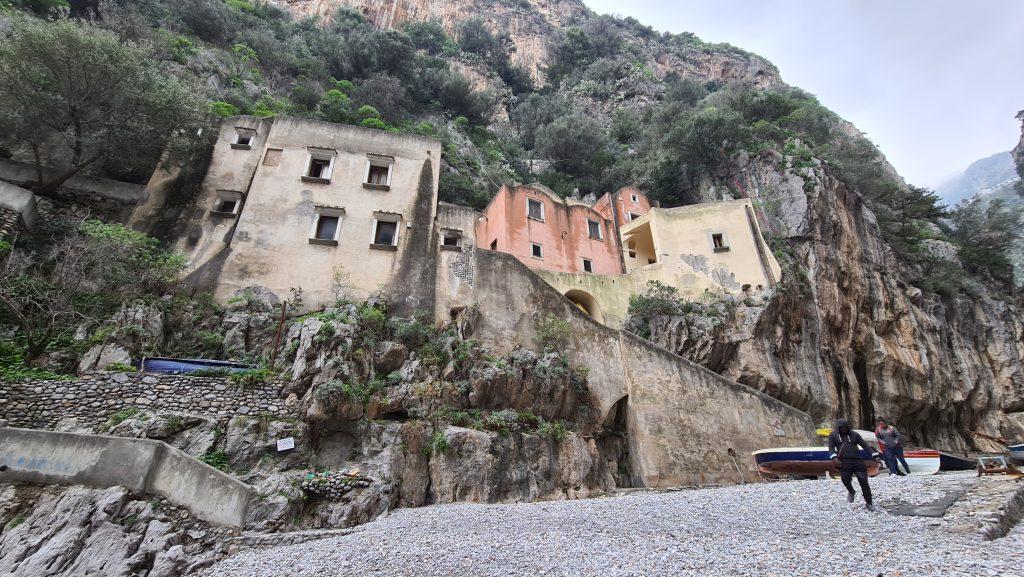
[644,152,1024,450]
[271,0,782,88]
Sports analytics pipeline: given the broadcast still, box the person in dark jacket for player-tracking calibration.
[875,419,910,476]
[828,418,880,511]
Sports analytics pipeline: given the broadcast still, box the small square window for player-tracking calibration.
[374,220,398,246]
[631,194,639,203]
[309,209,343,245]
[367,164,390,185]
[232,131,255,149]
[315,216,339,240]
[582,258,593,273]
[212,191,242,217]
[442,231,461,246]
[531,243,543,259]
[648,258,656,265]
[587,219,602,240]
[627,212,641,221]
[527,199,544,221]
[490,239,498,251]
[711,232,730,252]
[628,250,637,259]
[308,157,331,179]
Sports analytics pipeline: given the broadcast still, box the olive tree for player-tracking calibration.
[0,18,207,195]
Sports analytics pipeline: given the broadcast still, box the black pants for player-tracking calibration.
[839,460,872,505]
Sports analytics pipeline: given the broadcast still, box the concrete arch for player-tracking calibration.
[564,289,603,324]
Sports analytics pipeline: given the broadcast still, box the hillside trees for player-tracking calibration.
[0,17,207,193]
[948,198,1021,288]
[0,218,184,363]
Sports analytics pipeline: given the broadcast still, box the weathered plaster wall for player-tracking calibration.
[477,184,621,275]
[448,249,817,486]
[130,116,272,262]
[624,199,782,291]
[0,427,250,526]
[535,264,718,329]
[1,372,296,431]
[207,117,441,308]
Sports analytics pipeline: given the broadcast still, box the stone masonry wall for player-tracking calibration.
[2,372,298,430]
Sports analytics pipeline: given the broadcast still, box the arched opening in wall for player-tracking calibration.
[596,395,633,488]
[564,289,602,324]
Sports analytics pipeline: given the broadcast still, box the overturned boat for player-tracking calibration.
[752,446,880,479]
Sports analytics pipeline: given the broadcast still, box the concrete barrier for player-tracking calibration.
[0,427,251,526]
[0,158,145,202]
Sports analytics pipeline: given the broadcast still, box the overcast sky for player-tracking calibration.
[583,0,1024,187]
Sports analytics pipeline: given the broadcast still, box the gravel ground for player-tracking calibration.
[208,473,1023,577]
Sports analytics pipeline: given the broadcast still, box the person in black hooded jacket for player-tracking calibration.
[827,418,880,511]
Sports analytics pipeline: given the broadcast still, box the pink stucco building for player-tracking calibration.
[475,184,653,275]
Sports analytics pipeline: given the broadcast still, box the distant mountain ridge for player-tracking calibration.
[934,150,1019,205]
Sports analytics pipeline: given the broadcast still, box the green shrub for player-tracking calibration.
[360,117,389,130]
[536,314,572,351]
[229,367,272,388]
[210,101,239,117]
[427,429,449,455]
[105,362,136,373]
[165,415,185,433]
[4,515,25,530]
[200,449,229,471]
[105,406,140,429]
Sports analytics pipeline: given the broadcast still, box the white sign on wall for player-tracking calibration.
[276,437,295,452]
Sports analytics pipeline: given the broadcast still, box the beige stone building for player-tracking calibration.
[131,116,442,311]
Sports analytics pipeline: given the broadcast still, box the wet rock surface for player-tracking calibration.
[207,474,1024,577]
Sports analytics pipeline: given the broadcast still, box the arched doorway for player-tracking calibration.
[564,289,603,323]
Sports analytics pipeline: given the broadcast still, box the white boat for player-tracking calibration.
[898,449,941,475]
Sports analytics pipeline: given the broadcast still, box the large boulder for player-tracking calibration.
[77,343,132,372]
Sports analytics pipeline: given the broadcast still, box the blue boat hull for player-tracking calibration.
[753,447,879,478]
[141,357,252,374]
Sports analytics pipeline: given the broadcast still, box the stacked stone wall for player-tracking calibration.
[2,371,297,430]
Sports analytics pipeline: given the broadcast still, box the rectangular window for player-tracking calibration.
[218,199,238,214]
[490,239,498,251]
[531,243,543,259]
[582,258,593,273]
[627,212,641,221]
[232,130,255,149]
[367,164,390,185]
[308,157,331,179]
[375,221,397,245]
[309,208,343,245]
[587,219,602,240]
[315,216,339,240]
[631,194,639,203]
[711,232,730,252]
[304,150,336,182]
[212,191,242,217]
[628,250,637,259]
[527,198,544,221]
[442,230,461,247]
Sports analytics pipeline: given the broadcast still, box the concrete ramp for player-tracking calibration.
[0,427,251,526]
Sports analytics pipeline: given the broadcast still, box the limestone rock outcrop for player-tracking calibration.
[644,153,1024,451]
[271,0,782,88]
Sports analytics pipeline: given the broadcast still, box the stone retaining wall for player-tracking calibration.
[2,372,297,430]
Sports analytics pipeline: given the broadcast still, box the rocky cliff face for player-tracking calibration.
[271,0,781,87]
[645,151,1024,451]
